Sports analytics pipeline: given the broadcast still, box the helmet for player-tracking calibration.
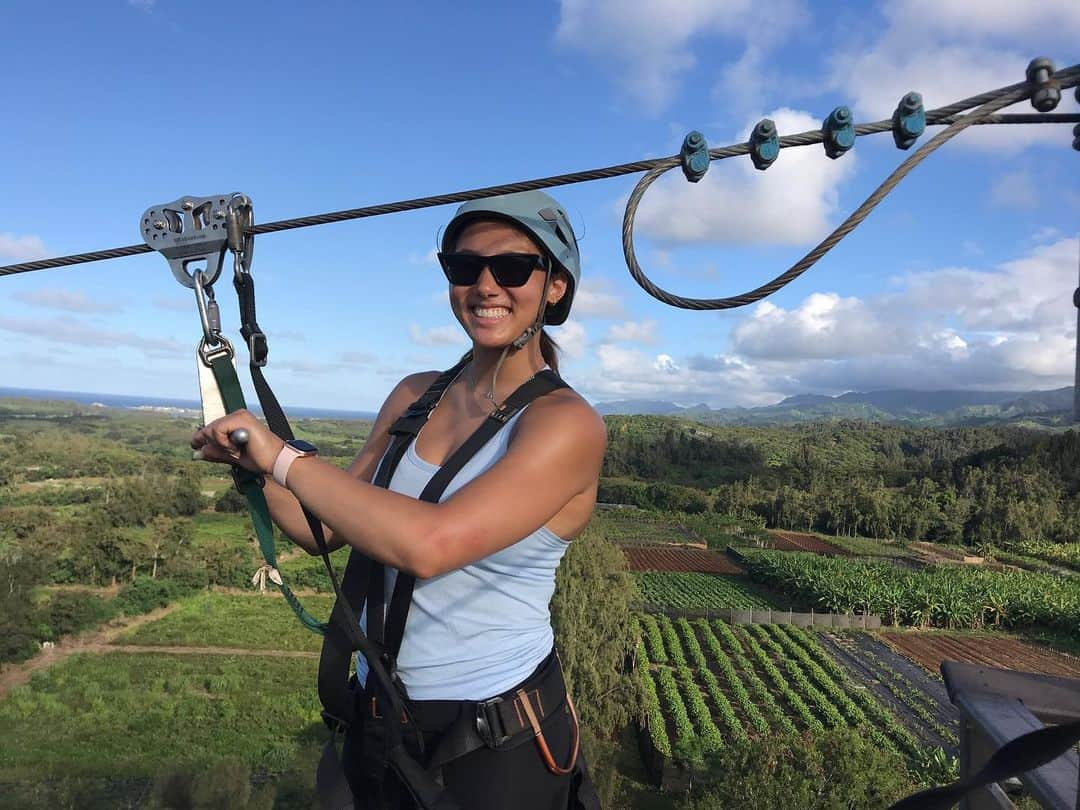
[440,190,579,325]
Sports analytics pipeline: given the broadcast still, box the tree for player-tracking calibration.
[551,521,639,807]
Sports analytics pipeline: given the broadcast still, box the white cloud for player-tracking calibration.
[989,171,1038,209]
[408,323,465,347]
[0,233,48,261]
[605,319,657,343]
[632,109,856,246]
[553,319,587,360]
[830,0,1080,152]
[555,0,806,114]
[572,279,626,319]
[579,237,1078,406]
[128,0,155,10]
[12,289,120,315]
[0,314,184,354]
[731,293,906,359]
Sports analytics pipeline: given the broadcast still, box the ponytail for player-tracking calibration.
[539,329,560,375]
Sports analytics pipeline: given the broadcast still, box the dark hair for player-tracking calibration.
[540,329,560,374]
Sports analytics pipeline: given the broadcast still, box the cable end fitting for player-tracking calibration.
[680,130,710,183]
[822,106,855,159]
[1073,123,1080,152]
[749,119,780,170]
[1026,57,1060,113]
[891,92,925,150]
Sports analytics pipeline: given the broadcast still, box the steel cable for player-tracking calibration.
[621,68,1080,310]
[1,66,1077,298]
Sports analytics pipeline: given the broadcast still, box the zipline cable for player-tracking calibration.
[1,65,1077,311]
[622,73,1078,310]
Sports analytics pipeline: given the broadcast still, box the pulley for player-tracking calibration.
[140,194,242,288]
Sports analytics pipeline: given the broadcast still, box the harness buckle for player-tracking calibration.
[246,330,268,367]
[476,696,511,748]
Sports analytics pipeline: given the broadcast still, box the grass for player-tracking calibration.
[115,591,335,651]
[0,653,324,779]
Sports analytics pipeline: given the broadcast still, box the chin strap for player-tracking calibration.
[485,266,554,406]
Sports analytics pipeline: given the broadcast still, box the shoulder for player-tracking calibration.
[370,370,444,432]
[512,384,606,458]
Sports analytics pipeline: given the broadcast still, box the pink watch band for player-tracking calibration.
[272,444,304,488]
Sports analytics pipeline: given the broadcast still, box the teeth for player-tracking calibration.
[473,306,510,319]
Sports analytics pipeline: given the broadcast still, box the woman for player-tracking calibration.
[191,190,606,809]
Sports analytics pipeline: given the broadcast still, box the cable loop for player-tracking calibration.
[620,82,1036,311]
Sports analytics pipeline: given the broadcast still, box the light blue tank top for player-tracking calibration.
[355,406,571,701]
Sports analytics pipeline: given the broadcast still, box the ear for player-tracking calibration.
[546,271,569,306]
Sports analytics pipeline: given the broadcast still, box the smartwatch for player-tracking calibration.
[272,439,319,488]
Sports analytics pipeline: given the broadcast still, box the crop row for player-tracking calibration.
[634,613,934,768]
[741,550,1080,637]
[634,572,777,609]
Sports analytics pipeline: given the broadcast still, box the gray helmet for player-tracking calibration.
[440,190,579,325]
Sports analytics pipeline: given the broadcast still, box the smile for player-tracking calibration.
[472,306,511,320]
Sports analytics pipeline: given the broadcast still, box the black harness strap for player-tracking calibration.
[382,370,568,665]
[315,364,568,810]
[318,358,469,727]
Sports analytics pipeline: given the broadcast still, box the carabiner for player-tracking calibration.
[193,270,223,347]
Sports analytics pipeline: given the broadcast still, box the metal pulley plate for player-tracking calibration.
[140,194,243,288]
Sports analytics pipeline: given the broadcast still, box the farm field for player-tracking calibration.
[766,530,846,555]
[591,508,699,547]
[624,546,744,574]
[634,614,939,777]
[634,572,781,609]
[882,631,1080,679]
[818,632,959,754]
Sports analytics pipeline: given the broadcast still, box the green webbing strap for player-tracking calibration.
[208,353,327,634]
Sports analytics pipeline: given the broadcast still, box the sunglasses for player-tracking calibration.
[437,252,549,287]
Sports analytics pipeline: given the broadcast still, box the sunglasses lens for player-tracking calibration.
[439,253,540,287]
[488,255,539,287]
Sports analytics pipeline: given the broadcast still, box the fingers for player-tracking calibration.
[190,410,254,463]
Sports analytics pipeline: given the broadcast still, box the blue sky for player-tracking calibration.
[1,1,1077,411]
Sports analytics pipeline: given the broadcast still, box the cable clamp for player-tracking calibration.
[822,106,855,159]
[892,92,925,150]
[749,119,779,170]
[679,131,710,182]
[1026,58,1060,113]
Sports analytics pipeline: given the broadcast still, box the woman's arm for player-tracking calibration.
[193,390,605,578]
[242,371,441,555]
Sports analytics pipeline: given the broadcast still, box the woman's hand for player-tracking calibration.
[190,409,284,476]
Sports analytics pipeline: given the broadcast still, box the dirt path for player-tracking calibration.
[102,644,319,658]
[0,605,176,700]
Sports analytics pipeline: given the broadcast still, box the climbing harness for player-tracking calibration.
[4,56,1079,810]
[315,362,595,810]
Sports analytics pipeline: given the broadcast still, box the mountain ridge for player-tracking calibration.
[594,386,1075,427]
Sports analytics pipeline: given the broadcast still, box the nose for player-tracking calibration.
[474,264,501,293]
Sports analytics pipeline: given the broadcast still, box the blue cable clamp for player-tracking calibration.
[749,119,779,170]
[680,131,710,182]
[892,92,925,150]
[822,106,855,159]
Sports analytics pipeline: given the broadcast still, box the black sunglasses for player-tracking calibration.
[437,252,549,287]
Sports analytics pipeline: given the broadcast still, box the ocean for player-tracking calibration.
[0,387,376,421]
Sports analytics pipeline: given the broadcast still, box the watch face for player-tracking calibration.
[288,439,318,454]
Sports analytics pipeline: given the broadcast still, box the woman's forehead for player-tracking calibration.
[454,220,540,252]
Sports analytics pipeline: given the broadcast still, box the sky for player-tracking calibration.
[1,0,1078,412]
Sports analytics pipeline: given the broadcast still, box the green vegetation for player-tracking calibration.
[116,591,335,651]
[742,550,1080,637]
[0,653,322,777]
[634,572,780,609]
[602,416,1080,550]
